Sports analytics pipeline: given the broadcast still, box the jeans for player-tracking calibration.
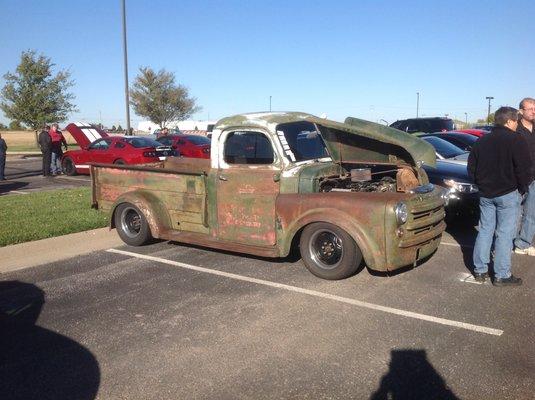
[514,180,535,250]
[473,190,521,279]
[51,151,62,174]
[0,154,5,179]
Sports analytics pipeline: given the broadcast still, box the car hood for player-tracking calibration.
[65,122,109,148]
[317,116,437,167]
[424,159,471,182]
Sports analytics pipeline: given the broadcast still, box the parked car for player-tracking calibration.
[390,117,455,134]
[62,123,174,175]
[156,134,211,159]
[473,124,494,131]
[456,128,489,138]
[421,136,478,221]
[420,132,479,152]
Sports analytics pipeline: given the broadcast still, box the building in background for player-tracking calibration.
[137,120,216,136]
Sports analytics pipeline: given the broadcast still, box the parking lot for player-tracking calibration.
[1,155,534,400]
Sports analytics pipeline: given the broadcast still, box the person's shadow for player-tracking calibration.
[370,349,460,400]
[0,280,100,400]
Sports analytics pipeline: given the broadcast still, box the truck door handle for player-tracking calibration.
[219,175,228,181]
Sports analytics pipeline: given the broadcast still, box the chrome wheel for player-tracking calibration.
[120,206,142,239]
[308,229,344,270]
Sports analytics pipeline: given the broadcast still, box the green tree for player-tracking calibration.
[130,67,200,129]
[0,50,77,144]
[0,123,7,130]
[8,120,24,130]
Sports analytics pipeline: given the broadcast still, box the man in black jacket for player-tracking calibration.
[38,125,51,176]
[468,106,532,286]
[514,97,535,256]
[0,133,7,180]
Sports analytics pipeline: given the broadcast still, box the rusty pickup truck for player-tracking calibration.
[91,112,446,279]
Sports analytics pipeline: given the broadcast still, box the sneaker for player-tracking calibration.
[473,272,489,283]
[514,246,535,256]
[493,275,522,287]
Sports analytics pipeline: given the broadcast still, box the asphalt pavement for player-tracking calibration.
[0,155,90,196]
[1,227,533,399]
[1,156,533,399]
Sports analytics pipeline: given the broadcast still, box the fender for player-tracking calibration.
[109,190,172,239]
[278,207,386,270]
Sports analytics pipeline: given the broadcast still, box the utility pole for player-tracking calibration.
[486,96,494,123]
[464,112,468,126]
[416,92,420,118]
[269,96,272,112]
[121,0,131,135]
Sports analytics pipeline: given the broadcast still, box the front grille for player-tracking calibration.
[399,194,446,248]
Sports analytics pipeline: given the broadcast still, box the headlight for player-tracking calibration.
[443,179,478,194]
[394,202,408,225]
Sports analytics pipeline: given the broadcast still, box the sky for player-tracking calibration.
[1,0,534,128]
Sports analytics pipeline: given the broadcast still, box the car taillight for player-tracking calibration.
[202,148,210,153]
[143,151,156,157]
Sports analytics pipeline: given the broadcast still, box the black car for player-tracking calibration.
[420,132,479,152]
[390,117,455,134]
[421,136,479,222]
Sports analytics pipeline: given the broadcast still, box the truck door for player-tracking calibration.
[216,130,280,246]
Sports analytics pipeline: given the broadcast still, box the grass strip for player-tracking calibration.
[0,187,108,247]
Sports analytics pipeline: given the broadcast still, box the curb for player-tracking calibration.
[0,227,124,274]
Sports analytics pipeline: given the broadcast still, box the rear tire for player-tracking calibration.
[62,157,77,176]
[114,203,152,246]
[114,159,126,165]
[299,222,362,280]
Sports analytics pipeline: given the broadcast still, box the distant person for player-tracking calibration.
[0,133,7,180]
[49,123,67,175]
[468,106,531,286]
[157,127,169,139]
[38,124,52,176]
[514,97,535,256]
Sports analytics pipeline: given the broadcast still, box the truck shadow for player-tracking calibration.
[370,349,459,400]
[0,280,100,400]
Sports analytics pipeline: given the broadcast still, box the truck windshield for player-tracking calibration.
[276,121,329,162]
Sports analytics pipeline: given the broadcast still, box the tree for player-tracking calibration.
[477,113,494,124]
[9,120,24,130]
[0,123,7,130]
[117,125,123,132]
[130,67,200,129]
[111,125,117,132]
[0,50,77,143]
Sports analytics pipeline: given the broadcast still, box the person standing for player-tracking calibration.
[0,133,7,180]
[49,123,67,175]
[157,127,169,139]
[514,97,535,256]
[468,106,531,286]
[38,124,52,176]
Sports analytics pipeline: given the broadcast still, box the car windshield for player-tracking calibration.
[428,119,454,132]
[276,121,329,162]
[124,137,162,148]
[186,136,211,145]
[422,136,466,158]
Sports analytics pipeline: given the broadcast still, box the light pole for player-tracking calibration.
[269,96,272,112]
[416,92,420,118]
[121,0,131,135]
[486,96,494,124]
[464,112,468,126]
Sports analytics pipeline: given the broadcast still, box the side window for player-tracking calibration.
[89,139,111,150]
[224,131,274,165]
[115,142,126,149]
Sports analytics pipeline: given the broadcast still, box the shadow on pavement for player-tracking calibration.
[370,349,459,400]
[0,181,29,194]
[446,219,478,274]
[0,281,100,400]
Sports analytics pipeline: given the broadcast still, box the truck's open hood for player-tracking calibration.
[308,116,436,168]
[65,122,109,149]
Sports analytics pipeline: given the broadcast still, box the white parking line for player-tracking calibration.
[107,248,504,337]
[8,190,29,195]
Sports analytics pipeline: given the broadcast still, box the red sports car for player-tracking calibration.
[61,122,174,175]
[455,129,489,138]
[156,134,211,159]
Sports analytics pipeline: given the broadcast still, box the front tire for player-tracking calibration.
[62,157,77,176]
[114,159,126,165]
[299,222,362,280]
[114,203,152,246]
